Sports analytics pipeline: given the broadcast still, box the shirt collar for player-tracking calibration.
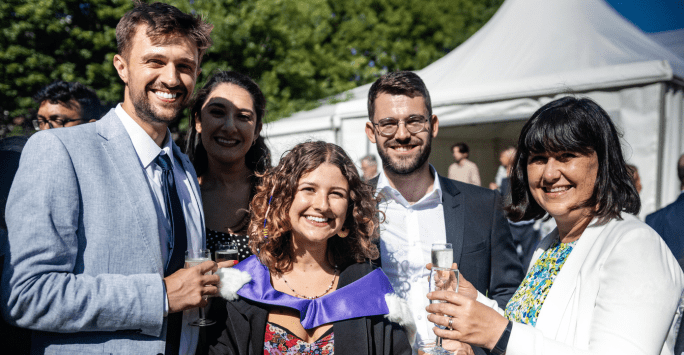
[376,164,443,205]
[115,103,174,168]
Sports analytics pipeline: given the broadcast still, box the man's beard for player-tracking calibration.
[377,135,432,175]
[132,87,186,124]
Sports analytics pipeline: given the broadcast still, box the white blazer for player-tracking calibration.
[479,214,684,355]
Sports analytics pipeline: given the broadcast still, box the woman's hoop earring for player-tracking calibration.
[338,227,349,238]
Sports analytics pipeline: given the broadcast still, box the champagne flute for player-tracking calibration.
[431,243,453,268]
[420,266,460,355]
[185,249,215,326]
[214,242,239,263]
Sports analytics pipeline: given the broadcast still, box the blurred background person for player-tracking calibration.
[0,135,31,353]
[186,70,270,261]
[31,80,103,131]
[426,97,683,354]
[207,141,412,355]
[448,142,481,186]
[646,154,684,261]
[490,146,516,190]
[626,163,643,194]
[360,154,379,181]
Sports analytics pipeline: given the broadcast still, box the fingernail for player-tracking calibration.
[233,260,239,266]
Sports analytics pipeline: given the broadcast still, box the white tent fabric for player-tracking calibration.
[263,0,684,216]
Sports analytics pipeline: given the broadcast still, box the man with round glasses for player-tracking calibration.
[364,71,523,354]
[32,81,103,130]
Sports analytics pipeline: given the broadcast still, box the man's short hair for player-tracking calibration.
[367,71,432,121]
[33,81,102,122]
[361,154,377,166]
[452,142,469,154]
[116,1,213,62]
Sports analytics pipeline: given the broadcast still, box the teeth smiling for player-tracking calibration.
[548,186,570,193]
[154,91,178,99]
[306,216,327,223]
[216,138,238,145]
[393,146,413,152]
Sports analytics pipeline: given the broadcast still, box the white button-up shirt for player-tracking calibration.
[376,165,447,348]
[116,104,203,355]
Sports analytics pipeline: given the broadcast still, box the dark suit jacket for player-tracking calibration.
[646,193,684,260]
[370,174,524,308]
[206,263,412,355]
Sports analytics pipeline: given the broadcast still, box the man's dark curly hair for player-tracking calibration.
[249,141,380,274]
[33,81,102,122]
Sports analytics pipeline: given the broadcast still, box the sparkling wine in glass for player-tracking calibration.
[420,266,460,355]
[431,243,453,268]
[214,242,239,263]
[185,249,215,327]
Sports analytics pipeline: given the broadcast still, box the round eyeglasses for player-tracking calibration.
[372,116,429,137]
[32,118,85,130]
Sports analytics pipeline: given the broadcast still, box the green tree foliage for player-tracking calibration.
[0,0,131,119]
[0,0,503,123]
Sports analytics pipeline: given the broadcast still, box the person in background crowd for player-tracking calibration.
[207,141,412,355]
[646,154,684,261]
[626,163,643,194]
[364,71,523,354]
[1,3,217,354]
[361,154,379,181]
[496,147,539,271]
[490,146,516,190]
[448,142,481,186]
[0,136,31,354]
[427,97,683,355]
[32,80,103,130]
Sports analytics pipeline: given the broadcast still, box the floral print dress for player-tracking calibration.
[504,238,577,326]
[263,322,334,355]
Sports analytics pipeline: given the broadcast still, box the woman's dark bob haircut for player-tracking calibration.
[506,96,640,223]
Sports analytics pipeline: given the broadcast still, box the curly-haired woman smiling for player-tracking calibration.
[207,141,413,355]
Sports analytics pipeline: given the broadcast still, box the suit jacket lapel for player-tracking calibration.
[97,111,164,274]
[535,220,606,337]
[438,176,464,266]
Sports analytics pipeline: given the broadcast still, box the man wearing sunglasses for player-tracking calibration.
[32,81,103,131]
[364,71,523,354]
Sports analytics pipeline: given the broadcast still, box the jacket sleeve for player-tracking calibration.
[506,226,683,355]
[1,133,164,336]
[488,192,525,308]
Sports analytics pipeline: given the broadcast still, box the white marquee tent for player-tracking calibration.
[262,0,684,217]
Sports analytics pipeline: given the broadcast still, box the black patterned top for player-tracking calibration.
[206,228,253,262]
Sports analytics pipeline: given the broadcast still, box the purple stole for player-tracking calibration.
[234,255,395,329]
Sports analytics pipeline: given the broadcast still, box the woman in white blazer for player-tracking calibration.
[425,97,684,355]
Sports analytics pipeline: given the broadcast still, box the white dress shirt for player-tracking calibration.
[376,165,447,348]
[116,104,203,355]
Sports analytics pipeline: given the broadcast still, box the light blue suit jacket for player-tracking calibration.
[1,109,205,354]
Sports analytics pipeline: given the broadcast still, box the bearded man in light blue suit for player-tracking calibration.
[1,3,218,354]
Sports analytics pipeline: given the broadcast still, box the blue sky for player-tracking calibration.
[605,0,684,33]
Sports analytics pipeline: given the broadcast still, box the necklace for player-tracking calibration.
[282,266,338,300]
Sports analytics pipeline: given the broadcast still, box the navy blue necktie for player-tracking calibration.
[157,153,186,355]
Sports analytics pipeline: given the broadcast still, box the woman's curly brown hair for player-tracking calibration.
[248,141,380,274]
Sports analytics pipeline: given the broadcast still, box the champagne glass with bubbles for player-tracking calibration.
[214,242,239,263]
[431,243,453,268]
[421,266,460,355]
[185,249,215,326]
[420,243,456,355]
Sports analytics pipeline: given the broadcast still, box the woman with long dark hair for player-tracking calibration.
[186,70,270,261]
